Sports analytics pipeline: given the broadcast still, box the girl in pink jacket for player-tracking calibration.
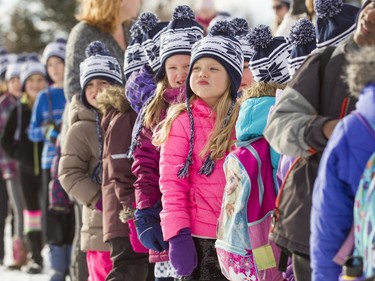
[153,20,244,280]
[131,6,204,280]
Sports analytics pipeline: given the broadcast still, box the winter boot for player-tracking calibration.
[6,237,29,270]
[26,231,44,274]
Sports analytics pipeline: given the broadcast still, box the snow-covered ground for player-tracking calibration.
[0,216,55,281]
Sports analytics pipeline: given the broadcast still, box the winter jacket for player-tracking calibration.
[59,94,109,252]
[64,21,132,101]
[236,97,280,188]
[160,98,233,241]
[28,87,66,169]
[100,94,137,243]
[132,86,185,263]
[264,36,359,256]
[1,96,43,177]
[311,84,375,281]
[0,93,18,180]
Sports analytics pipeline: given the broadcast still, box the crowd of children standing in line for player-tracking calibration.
[0,0,374,281]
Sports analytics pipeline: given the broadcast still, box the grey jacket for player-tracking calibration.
[264,36,359,255]
[64,21,131,102]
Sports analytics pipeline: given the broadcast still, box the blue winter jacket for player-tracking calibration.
[28,87,66,169]
[311,83,375,281]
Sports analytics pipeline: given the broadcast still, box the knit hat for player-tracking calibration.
[137,12,168,74]
[186,20,244,100]
[124,23,148,80]
[20,53,47,92]
[315,0,359,49]
[288,18,316,78]
[247,24,292,84]
[179,21,243,178]
[0,53,17,81]
[42,38,67,65]
[156,5,204,81]
[5,53,28,81]
[230,17,254,62]
[80,41,123,108]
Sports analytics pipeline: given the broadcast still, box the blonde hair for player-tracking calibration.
[241,82,285,102]
[76,0,122,33]
[153,89,239,161]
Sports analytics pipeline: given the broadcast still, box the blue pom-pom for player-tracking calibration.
[209,20,235,37]
[172,5,195,20]
[230,18,249,36]
[130,24,142,40]
[137,12,159,33]
[247,24,273,49]
[314,0,343,19]
[55,38,67,44]
[289,18,316,46]
[85,41,110,57]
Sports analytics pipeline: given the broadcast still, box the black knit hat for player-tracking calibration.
[315,0,359,49]
[155,5,204,81]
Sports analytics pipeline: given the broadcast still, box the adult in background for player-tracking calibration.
[63,1,141,280]
[271,0,290,34]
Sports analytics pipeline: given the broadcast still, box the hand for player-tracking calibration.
[169,228,197,276]
[134,207,169,252]
[322,119,339,139]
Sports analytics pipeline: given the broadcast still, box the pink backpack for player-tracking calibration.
[216,137,284,281]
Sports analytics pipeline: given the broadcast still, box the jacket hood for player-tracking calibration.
[97,86,131,115]
[69,94,97,126]
[236,96,275,141]
[356,83,375,126]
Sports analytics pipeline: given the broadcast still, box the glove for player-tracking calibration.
[134,207,169,252]
[95,196,103,212]
[169,228,197,276]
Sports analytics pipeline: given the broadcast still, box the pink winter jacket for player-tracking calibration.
[160,98,232,241]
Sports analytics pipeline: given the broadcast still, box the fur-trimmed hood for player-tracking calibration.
[96,86,131,115]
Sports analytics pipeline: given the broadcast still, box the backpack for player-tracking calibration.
[215,137,283,281]
[354,151,375,277]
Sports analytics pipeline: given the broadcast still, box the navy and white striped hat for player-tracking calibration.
[0,53,17,81]
[5,53,28,81]
[230,17,254,62]
[20,53,47,92]
[137,12,168,74]
[80,41,123,108]
[156,5,204,81]
[315,0,359,49]
[288,18,316,78]
[186,20,244,99]
[248,24,292,84]
[42,38,66,64]
[124,23,148,80]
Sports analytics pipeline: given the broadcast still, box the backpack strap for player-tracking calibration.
[46,88,54,123]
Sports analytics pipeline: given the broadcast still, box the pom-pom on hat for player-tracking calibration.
[315,0,359,49]
[124,23,148,80]
[230,17,254,62]
[288,18,316,77]
[137,12,168,74]
[186,20,244,100]
[20,53,47,92]
[248,24,292,84]
[42,38,67,65]
[80,41,123,108]
[156,5,204,81]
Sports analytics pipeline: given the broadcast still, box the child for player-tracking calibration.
[152,20,244,279]
[132,6,203,280]
[59,41,122,281]
[311,46,375,281]
[0,55,29,270]
[1,55,47,274]
[28,38,74,281]
[96,85,150,280]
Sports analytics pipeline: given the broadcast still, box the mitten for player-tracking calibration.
[95,196,103,212]
[169,228,197,276]
[134,206,168,252]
